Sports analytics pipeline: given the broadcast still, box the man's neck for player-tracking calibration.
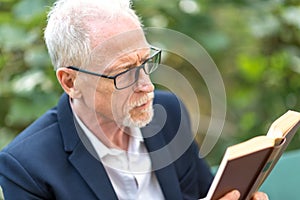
[71,99,130,150]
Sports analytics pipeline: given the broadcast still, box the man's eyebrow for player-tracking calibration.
[141,54,149,62]
[103,49,150,73]
[103,61,133,75]
[116,62,134,70]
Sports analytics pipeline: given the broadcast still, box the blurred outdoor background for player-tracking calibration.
[1,0,300,166]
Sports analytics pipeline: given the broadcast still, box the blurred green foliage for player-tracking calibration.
[1,0,300,166]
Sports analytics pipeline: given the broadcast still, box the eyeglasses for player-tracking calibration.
[67,46,161,90]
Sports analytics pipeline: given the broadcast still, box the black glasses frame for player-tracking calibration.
[67,46,161,90]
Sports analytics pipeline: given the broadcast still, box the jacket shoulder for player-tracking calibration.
[3,108,59,152]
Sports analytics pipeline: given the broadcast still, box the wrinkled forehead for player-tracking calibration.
[86,28,149,71]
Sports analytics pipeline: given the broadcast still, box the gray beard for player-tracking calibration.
[122,107,154,128]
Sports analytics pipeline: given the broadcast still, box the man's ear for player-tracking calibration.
[56,68,82,99]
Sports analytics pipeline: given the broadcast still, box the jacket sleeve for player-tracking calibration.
[179,141,214,199]
[178,97,213,199]
[0,151,48,200]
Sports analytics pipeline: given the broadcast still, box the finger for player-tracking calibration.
[218,190,240,200]
[252,191,269,200]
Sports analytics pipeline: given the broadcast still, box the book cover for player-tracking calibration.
[202,110,300,200]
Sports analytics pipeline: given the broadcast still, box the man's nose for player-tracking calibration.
[134,68,154,92]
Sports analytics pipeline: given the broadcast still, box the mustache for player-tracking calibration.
[129,92,154,108]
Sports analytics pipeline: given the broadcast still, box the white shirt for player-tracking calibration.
[73,114,165,200]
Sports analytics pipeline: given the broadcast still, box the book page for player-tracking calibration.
[226,136,276,160]
[267,110,300,138]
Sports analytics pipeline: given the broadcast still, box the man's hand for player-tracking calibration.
[218,190,269,200]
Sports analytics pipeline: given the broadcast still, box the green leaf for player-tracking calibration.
[236,54,267,82]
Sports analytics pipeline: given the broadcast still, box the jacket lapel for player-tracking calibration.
[142,116,183,200]
[57,94,117,200]
[69,142,118,200]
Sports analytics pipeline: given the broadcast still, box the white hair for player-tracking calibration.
[44,0,142,70]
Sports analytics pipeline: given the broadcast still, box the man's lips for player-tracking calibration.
[134,99,152,110]
[129,93,154,110]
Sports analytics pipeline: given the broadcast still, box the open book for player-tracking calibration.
[201,110,300,200]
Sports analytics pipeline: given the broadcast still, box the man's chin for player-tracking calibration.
[122,109,154,128]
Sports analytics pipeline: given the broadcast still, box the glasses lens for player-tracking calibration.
[144,49,161,74]
[115,68,137,89]
[115,47,161,89]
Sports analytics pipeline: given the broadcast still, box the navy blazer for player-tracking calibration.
[0,91,213,200]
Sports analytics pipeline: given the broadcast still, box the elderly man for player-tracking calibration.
[0,0,268,199]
